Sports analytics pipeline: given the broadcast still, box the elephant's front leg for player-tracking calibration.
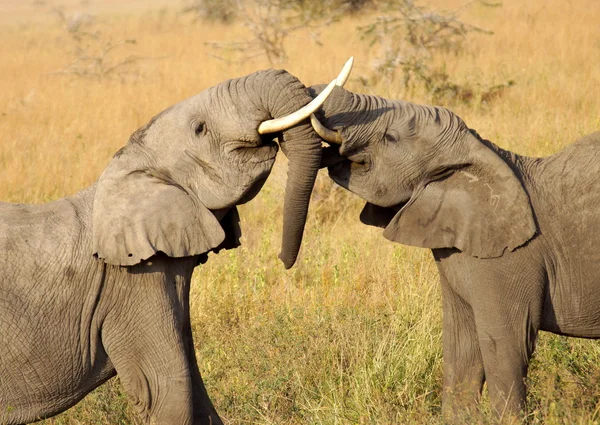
[441,282,485,423]
[474,302,539,420]
[105,322,194,424]
[102,281,197,424]
[183,319,223,425]
[175,268,223,425]
[477,330,532,420]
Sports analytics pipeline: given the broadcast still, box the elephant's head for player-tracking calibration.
[310,86,537,258]
[92,68,339,266]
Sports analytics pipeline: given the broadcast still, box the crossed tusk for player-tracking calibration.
[257,57,354,136]
[334,56,354,87]
[257,78,337,134]
[310,114,343,144]
[309,57,352,145]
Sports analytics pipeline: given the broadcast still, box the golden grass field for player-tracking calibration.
[1,0,600,423]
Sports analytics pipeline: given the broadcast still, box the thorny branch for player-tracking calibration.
[205,0,339,65]
[356,0,512,104]
[49,8,163,80]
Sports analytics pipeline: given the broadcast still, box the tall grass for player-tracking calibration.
[1,0,600,423]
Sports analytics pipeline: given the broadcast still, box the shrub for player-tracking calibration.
[358,0,512,104]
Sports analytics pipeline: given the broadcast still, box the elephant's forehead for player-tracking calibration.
[182,90,265,123]
[147,89,264,144]
[218,118,261,142]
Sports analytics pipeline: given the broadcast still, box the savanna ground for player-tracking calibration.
[1,0,600,423]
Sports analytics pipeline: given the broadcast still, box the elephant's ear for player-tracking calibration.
[212,207,242,253]
[375,136,537,258]
[93,155,226,266]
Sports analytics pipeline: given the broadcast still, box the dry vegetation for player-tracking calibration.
[1,0,600,423]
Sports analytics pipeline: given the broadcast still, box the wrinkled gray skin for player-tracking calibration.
[0,69,323,425]
[310,85,600,420]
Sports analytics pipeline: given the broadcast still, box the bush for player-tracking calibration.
[204,0,341,65]
[358,0,511,104]
[183,0,238,24]
[50,8,153,80]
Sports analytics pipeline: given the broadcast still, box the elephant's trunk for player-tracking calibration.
[277,125,323,269]
[251,70,324,269]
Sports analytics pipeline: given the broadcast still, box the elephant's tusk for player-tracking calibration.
[257,57,354,135]
[306,57,353,145]
[310,114,342,144]
[335,56,354,87]
[257,79,337,134]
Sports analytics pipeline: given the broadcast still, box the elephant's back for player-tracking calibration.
[543,131,600,177]
[0,185,98,324]
[528,131,600,268]
[535,132,600,207]
[0,186,95,261]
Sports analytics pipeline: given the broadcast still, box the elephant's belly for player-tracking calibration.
[0,300,116,423]
[541,277,600,338]
[0,360,116,424]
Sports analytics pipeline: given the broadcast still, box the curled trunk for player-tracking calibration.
[277,125,322,268]
[248,70,323,269]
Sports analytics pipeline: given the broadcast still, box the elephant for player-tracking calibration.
[307,85,600,420]
[0,63,349,425]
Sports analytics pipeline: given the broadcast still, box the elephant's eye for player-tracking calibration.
[194,122,206,136]
[349,152,370,171]
[384,132,396,144]
[345,148,368,165]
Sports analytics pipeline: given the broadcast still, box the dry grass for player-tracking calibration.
[1,0,600,423]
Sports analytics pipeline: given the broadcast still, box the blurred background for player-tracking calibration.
[1,0,599,423]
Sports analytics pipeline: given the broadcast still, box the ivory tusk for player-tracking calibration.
[257,78,337,135]
[310,114,342,144]
[257,57,354,134]
[335,56,354,87]
[307,57,353,144]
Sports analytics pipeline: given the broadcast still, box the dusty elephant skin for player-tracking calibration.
[0,68,329,425]
[310,86,600,421]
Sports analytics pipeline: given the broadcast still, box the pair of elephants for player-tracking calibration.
[2,58,600,424]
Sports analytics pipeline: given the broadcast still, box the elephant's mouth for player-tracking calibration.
[229,141,279,166]
[320,145,347,168]
[248,141,279,164]
[233,141,279,205]
[320,145,350,190]
[238,172,270,204]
